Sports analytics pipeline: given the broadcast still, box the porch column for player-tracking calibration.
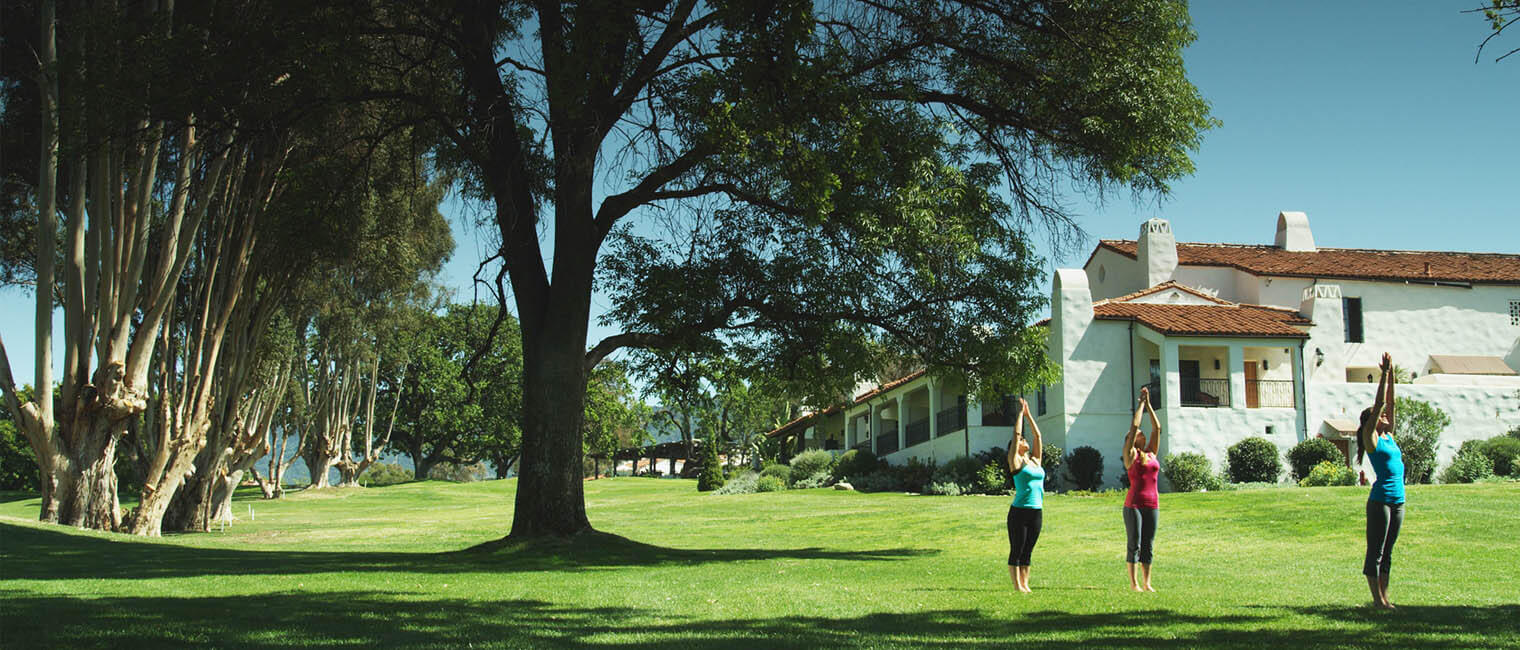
[896,395,906,451]
[1293,341,1308,438]
[875,403,887,455]
[1161,340,1181,410]
[1228,343,1246,409]
[928,379,941,439]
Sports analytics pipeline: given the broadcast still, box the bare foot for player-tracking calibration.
[1144,584,1156,592]
[1130,585,1144,592]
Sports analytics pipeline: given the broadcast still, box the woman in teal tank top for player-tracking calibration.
[1357,353,1403,610]
[1005,398,1045,592]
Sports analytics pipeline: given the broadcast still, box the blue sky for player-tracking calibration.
[3,0,1516,381]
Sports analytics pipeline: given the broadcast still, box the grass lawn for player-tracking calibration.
[2,478,1518,648]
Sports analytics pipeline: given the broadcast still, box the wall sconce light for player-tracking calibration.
[1261,360,1269,371]
[1315,348,1325,367]
[1214,359,1221,370]
[1367,373,1374,382]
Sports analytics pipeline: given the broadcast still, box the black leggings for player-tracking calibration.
[1007,506,1042,566]
[1364,499,1404,578]
[1123,507,1158,564]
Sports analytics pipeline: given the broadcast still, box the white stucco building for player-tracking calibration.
[769,212,1520,486]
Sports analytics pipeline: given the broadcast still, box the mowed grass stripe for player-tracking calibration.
[1,479,1517,648]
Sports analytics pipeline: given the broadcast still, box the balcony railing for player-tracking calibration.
[935,405,966,435]
[1182,378,1230,407]
[1246,379,1295,408]
[1146,379,1231,408]
[875,430,899,455]
[904,417,931,448]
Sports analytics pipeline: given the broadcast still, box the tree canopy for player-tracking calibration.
[360,0,1215,540]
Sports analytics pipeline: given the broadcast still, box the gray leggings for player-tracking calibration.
[1364,499,1404,578]
[1123,507,1158,564]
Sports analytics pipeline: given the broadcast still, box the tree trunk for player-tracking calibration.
[508,316,592,538]
[209,469,243,524]
[55,416,126,530]
[304,449,336,489]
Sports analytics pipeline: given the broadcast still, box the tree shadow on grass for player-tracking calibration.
[0,522,936,581]
[3,590,1516,649]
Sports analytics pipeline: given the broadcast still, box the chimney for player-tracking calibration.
[1275,211,1316,252]
[1137,218,1177,288]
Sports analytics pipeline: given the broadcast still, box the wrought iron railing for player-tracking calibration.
[875,430,899,455]
[1146,379,1231,408]
[1181,378,1230,408]
[935,405,966,435]
[1246,379,1295,408]
[904,417,931,447]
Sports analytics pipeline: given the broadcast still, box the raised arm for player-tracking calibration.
[1144,394,1161,455]
[1383,354,1396,430]
[1123,388,1147,468]
[1008,405,1025,473]
[1022,398,1042,462]
[1358,353,1391,464]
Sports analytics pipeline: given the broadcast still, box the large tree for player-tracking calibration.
[373,0,1214,540]
[390,303,524,480]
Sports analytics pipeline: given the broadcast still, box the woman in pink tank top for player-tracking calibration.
[1121,387,1162,592]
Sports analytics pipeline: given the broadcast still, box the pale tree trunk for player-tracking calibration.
[0,2,230,529]
[303,353,364,489]
[337,357,403,487]
[163,344,290,532]
[128,137,284,536]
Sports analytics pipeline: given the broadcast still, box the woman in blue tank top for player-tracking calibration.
[1357,352,1404,610]
[1005,398,1045,592]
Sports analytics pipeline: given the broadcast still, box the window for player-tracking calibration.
[1343,297,1363,343]
[1036,385,1047,416]
[1511,300,1520,326]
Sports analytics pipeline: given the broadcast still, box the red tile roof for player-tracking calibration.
[1097,241,1520,285]
[765,369,928,438]
[1096,280,1233,306]
[1093,301,1311,338]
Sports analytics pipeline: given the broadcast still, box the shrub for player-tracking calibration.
[1440,446,1495,484]
[1300,460,1357,487]
[755,475,787,492]
[1226,437,1282,484]
[361,462,414,487]
[1064,446,1104,491]
[1513,455,1520,478]
[832,448,880,481]
[1478,435,1520,477]
[1287,438,1344,480]
[1163,452,1222,492]
[972,446,1007,468]
[697,443,725,492]
[853,470,905,493]
[760,462,791,483]
[1393,397,1445,484]
[1041,444,1064,491]
[933,456,982,491]
[791,471,833,490]
[714,471,760,495]
[897,458,937,493]
[924,481,963,496]
[433,461,489,482]
[976,462,1010,495]
[788,450,836,486]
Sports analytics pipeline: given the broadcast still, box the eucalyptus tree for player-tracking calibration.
[370,0,1214,539]
[0,0,298,530]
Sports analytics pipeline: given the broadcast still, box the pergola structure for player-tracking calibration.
[587,439,705,479]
